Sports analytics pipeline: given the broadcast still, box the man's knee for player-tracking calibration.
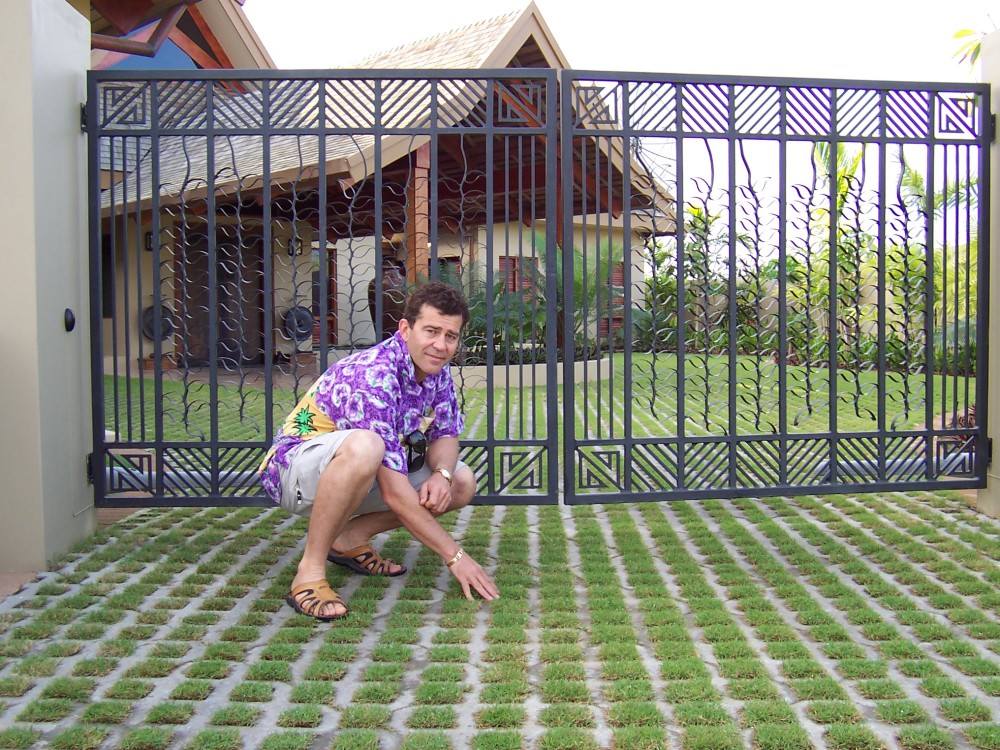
[331,430,384,475]
[452,465,476,505]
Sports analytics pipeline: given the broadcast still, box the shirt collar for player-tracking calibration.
[389,331,418,385]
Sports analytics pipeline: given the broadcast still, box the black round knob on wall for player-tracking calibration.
[64,308,76,332]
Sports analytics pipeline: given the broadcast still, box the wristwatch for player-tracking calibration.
[432,467,453,485]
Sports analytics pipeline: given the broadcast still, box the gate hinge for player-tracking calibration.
[80,103,88,133]
[987,438,994,466]
[85,452,95,484]
[991,113,996,143]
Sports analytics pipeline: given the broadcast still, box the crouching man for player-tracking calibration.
[259,281,499,620]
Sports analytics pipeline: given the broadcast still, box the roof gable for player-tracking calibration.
[350,3,569,71]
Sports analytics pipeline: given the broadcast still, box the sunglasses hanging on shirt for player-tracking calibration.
[404,430,427,472]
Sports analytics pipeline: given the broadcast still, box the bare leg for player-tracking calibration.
[291,430,385,617]
[332,466,477,556]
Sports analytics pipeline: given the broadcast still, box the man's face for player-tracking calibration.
[399,304,462,382]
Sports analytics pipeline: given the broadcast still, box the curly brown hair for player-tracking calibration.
[403,281,470,329]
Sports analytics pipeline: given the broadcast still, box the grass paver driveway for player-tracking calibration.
[0,490,998,749]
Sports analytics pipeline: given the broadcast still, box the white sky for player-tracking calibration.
[242,0,998,83]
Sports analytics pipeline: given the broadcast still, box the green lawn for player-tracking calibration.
[101,354,976,498]
[106,354,973,442]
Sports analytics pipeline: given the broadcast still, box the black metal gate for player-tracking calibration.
[87,69,989,506]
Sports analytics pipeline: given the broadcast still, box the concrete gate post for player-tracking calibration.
[980,32,1000,518]
[0,0,94,571]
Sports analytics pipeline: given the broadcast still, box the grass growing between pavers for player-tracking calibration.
[0,492,997,748]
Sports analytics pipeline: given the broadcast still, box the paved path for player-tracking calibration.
[0,493,998,749]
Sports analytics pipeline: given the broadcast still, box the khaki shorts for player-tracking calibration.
[277,429,467,517]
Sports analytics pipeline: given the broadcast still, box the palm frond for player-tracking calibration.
[953,28,983,66]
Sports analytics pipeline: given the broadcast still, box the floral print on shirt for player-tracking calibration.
[258,331,464,503]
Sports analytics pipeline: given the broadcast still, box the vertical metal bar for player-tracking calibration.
[827,91,840,484]
[261,78,274,453]
[925,113,937,479]
[87,73,106,505]
[876,92,888,483]
[600,128,611,442]
[544,71,559,504]
[430,78,440,282]
[373,82,385,345]
[777,86,788,486]
[962,143,972,435]
[621,80,634,494]
[581,132,591,441]
[518,133,528,441]
[528,132,538,441]
[206,79,219,496]
[516,132,523,435]
[317,77,328,369]
[951,145,961,425]
[133,134,146,444]
[675,83,688,492]
[727,83,738,489]
[944,144,968,428]
[108,133,121,447]
[504,134,512,441]
[941,145,951,433]
[560,70,576,503]
[975,89,990,481]
[373,75,384,351]
[119,134,133,443]
[150,80,164,496]
[601,127,611,442]
[485,77,496,496]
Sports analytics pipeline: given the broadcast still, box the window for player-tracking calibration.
[498,255,538,299]
[598,262,626,340]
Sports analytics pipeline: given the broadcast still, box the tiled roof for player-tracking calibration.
[349,8,523,70]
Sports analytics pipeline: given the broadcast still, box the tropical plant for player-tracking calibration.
[441,248,590,365]
[529,236,627,354]
[954,28,985,69]
[636,205,752,355]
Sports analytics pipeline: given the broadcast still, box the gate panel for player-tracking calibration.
[561,71,990,502]
[88,70,559,506]
[88,69,989,506]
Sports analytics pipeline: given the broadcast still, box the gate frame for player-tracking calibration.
[87,68,991,507]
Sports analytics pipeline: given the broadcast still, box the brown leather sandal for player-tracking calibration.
[328,543,407,577]
[285,579,348,621]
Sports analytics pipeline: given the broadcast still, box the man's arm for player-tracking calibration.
[376,466,498,601]
[418,436,459,514]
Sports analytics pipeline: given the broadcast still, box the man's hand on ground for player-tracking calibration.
[417,474,452,514]
[450,554,500,601]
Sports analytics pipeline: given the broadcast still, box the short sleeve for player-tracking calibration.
[424,371,464,442]
[314,360,408,473]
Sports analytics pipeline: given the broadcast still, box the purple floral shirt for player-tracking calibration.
[259,332,464,503]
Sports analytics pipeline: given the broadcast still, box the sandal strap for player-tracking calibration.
[339,544,398,575]
[289,580,343,617]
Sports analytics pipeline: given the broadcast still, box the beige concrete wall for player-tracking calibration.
[0,0,92,570]
[979,32,1000,519]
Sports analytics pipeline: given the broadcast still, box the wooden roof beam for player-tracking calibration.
[92,0,200,57]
